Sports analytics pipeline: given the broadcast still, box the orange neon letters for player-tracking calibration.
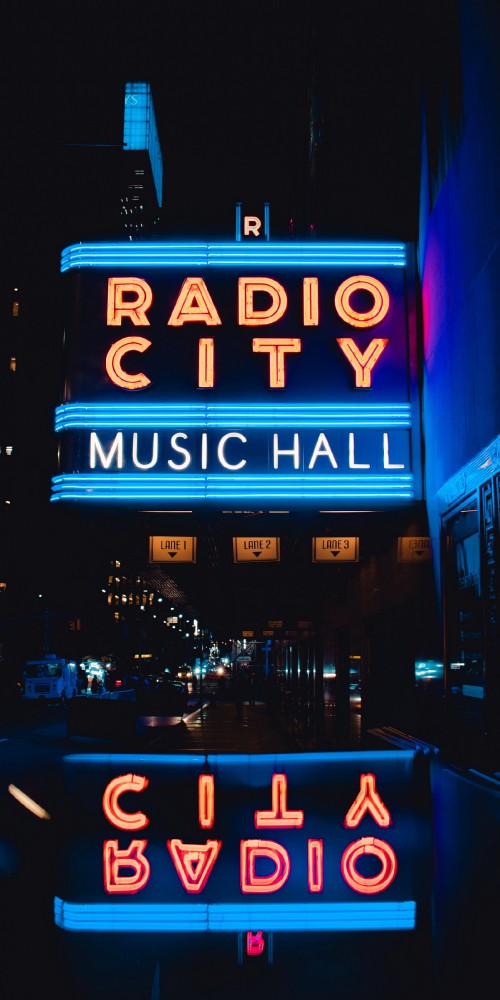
[102,773,149,830]
[103,839,150,894]
[106,274,390,329]
[105,337,152,390]
[198,774,215,829]
[334,275,390,328]
[238,278,288,325]
[340,837,397,894]
[303,277,319,325]
[167,839,222,893]
[336,338,388,388]
[167,278,222,326]
[100,770,398,898]
[308,839,324,893]
[255,773,304,828]
[198,337,214,387]
[107,278,152,326]
[241,839,291,893]
[344,773,392,828]
[252,338,301,388]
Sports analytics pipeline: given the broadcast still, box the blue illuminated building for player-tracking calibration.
[418,0,500,753]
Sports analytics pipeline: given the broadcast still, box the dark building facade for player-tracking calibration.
[418,0,500,754]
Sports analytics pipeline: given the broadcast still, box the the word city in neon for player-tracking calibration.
[102,771,396,898]
[104,275,391,391]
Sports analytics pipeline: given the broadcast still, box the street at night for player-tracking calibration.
[2,1,500,997]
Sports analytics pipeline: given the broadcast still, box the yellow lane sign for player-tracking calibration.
[149,536,197,563]
[233,537,280,563]
[312,537,359,562]
[398,537,432,561]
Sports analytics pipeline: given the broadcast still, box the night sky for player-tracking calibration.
[3,0,424,245]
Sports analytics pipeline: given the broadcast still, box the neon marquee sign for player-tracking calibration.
[54,751,425,935]
[52,242,420,507]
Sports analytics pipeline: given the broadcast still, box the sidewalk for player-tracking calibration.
[159,695,302,755]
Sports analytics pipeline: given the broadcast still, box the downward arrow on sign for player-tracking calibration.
[331,551,340,558]
[253,552,262,558]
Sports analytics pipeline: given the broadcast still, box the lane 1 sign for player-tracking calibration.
[233,537,280,563]
[149,536,197,563]
[312,537,359,562]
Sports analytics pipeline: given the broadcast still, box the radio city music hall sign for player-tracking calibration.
[52,242,420,506]
[54,752,423,937]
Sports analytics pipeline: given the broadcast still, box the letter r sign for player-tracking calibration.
[236,202,270,241]
[244,216,261,236]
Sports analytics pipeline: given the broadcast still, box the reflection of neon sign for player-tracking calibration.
[100,771,396,897]
[54,751,422,934]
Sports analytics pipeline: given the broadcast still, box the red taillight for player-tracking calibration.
[115,679,122,687]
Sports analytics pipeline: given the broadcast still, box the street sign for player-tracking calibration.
[262,630,274,637]
[312,537,359,562]
[242,630,254,638]
[233,537,280,563]
[149,536,197,563]
[268,620,283,628]
[398,537,432,561]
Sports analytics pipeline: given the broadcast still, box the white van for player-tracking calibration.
[22,655,79,704]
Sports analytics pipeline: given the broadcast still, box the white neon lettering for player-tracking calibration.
[201,432,208,470]
[217,433,247,470]
[308,433,338,469]
[167,433,192,470]
[349,432,370,469]
[90,432,124,469]
[132,432,158,470]
[273,433,300,470]
[383,433,405,469]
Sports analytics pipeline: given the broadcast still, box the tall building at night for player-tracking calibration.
[0,82,166,668]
